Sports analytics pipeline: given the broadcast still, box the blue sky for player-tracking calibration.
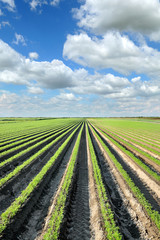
[0,0,160,117]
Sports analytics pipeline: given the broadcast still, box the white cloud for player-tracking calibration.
[0,39,25,71]
[13,33,26,46]
[73,0,160,41]
[50,0,60,6]
[1,38,160,118]
[0,0,15,11]
[29,0,47,11]
[0,9,3,15]
[29,52,39,60]
[0,90,159,117]
[0,21,10,29]
[27,85,44,94]
[131,76,141,83]
[63,32,160,76]
[28,0,61,10]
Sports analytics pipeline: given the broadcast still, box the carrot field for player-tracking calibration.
[0,117,160,240]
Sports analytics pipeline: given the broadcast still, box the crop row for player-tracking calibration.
[40,124,84,240]
[0,122,81,189]
[0,123,73,153]
[0,123,81,237]
[105,127,160,149]
[89,123,160,231]
[0,121,77,154]
[90,118,160,143]
[0,119,79,144]
[86,124,122,240]
[100,127,160,158]
[91,124,160,182]
[0,122,79,169]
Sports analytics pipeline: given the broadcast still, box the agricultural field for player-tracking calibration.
[0,117,160,239]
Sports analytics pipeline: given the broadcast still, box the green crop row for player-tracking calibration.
[0,124,71,153]
[108,128,160,150]
[0,123,81,236]
[89,118,160,142]
[0,119,80,144]
[89,124,160,231]
[0,123,79,168]
[0,123,81,189]
[106,129,160,156]
[94,125,160,182]
[42,124,84,240]
[0,123,76,158]
[99,128,160,165]
[86,124,122,240]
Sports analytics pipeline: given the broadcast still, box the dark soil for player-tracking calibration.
[60,127,91,240]
[92,125,160,214]
[0,125,80,240]
[89,126,142,240]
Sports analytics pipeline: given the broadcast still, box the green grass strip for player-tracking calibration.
[90,124,160,231]
[0,123,81,235]
[86,124,122,240]
[42,124,84,240]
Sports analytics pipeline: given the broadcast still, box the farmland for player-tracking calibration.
[0,118,160,239]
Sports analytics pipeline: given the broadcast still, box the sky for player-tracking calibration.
[0,0,160,117]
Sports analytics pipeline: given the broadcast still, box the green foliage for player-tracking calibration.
[43,124,84,240]
[86,124,122,240]
[89,124,160,231]
[0,123,82,235]
[97,127,160,182]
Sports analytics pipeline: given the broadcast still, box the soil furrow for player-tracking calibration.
[0,126,80,240]
[0,128,68,163]
[97,127,160,174]
[89,124,160,239]
[0,126,75,178]
[0,128,57,154]
[89,126,141,240]
[0,127,78,214]
[60,127,91,240]
[92,125,160,212]
[13,130,79,240]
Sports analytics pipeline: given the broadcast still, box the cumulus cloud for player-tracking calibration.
[27,85,44,94]
[0,91,83,117]
[131,76,141,83]
[0,0,15,11]
[13,33,26,46]
[73,0,160,41]
[0,39,74,88]
[0,37,160,115]
[0,39,25,72]
[63,32,160,76]
[29,52,39,60]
